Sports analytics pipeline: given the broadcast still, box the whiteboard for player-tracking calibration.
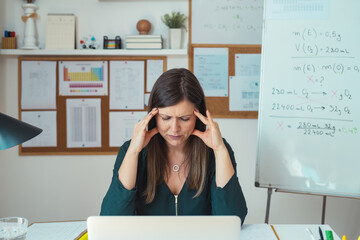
[256,0,360,198]
[191,0,264,44]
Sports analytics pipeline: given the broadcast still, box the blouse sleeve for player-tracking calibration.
[210,139,248,224]
[100,141,138,215]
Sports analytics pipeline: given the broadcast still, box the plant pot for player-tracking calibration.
[170,28,181,49]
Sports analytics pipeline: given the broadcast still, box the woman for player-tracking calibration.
[101,68,247,223]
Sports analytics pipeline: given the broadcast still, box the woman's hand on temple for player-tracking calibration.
[192,109,225,151]
[192,109,235,186]
[128,108,159,153]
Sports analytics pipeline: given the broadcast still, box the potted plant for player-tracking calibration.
[161,11,188,49]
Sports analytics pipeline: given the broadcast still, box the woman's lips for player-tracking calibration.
[168,135,182,140]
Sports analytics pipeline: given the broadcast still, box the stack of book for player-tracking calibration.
[125,35,162,49]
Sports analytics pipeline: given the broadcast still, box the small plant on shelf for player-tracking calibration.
[161,11,188,31]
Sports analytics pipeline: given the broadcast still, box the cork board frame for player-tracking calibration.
[18,56,167,155]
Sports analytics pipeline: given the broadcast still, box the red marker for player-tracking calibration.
[11,31,15,37]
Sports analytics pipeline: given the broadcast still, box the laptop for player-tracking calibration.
[87,216,241,240]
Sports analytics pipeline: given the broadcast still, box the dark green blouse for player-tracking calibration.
[100,138,248,224]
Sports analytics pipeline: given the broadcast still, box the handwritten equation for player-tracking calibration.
[271,88,352,116]
[293,29,342,42]
[268,27,358,137]
[202,3,264,32]
[203,23,261,32]
[292,29,353,57]
[192,0,263,44]
[272,88,352,100]
[293,63,360,75]
[273,120,359,137]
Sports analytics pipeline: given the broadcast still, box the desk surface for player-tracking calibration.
[241,224,278,240]
[271,224,340,240]
[26,221,340,240]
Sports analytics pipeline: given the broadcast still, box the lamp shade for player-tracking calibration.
[0,112,42,150]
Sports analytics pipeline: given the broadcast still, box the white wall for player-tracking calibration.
[0,0,359,239]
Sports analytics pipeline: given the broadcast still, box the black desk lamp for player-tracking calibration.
[0,112,42,150]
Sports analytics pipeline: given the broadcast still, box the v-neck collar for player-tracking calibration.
[162,178,187,197]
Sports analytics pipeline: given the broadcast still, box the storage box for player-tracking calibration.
[1,37,16,49]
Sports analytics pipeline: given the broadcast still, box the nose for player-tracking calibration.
[171,118,181,133]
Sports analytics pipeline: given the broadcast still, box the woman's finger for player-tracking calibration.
[140,108,158,127]
[193,109,209,125]
[206,110,218,129]
[130,109,159,152]
[206,110,213,124]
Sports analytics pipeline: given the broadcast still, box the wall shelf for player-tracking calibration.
[0,49,188,56]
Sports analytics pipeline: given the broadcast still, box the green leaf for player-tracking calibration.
[161,11,188,31]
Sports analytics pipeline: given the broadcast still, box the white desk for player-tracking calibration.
[26,221,340,240]
[241,224,278,239]
[271,224,340,240]
[241,224,340,240]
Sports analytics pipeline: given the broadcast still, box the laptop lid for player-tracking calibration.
[87,216,241,240]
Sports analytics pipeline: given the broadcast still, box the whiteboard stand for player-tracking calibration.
[276,189,329,224]
[264,188,272,224]
[321,196,327,224]
[264,188,328,224]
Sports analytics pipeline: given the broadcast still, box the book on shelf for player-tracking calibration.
[126,42,162,49]
[126,35,161,39]
[125,35,162,43]
[125,38,162,43]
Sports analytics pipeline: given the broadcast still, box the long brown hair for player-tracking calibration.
[144,68,208,203]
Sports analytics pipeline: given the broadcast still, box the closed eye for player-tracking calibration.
[180,117,190,121]
[159,114,192,121]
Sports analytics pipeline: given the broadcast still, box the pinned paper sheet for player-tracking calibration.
[144,93,150,107]
[21,111,57,147]
[110,61,145,110]
[194,48,229,97]
[66,98,101,148]
[59,61,108,96]
[109,111,147,147]
[229,76,259,111]
[146,59,163,92]
[231,53,261,111]
[235,54,261,77]
[21,61,56,109]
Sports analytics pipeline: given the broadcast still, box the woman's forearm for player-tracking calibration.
[214,144,235,188]
[118,149,139,190]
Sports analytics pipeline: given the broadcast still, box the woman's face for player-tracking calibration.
[156,99,197,150]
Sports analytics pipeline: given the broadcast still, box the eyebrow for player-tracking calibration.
[159,114,193,118]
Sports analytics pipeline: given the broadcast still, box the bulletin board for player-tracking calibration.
[18,56,166,155]
[189,0,264,118]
